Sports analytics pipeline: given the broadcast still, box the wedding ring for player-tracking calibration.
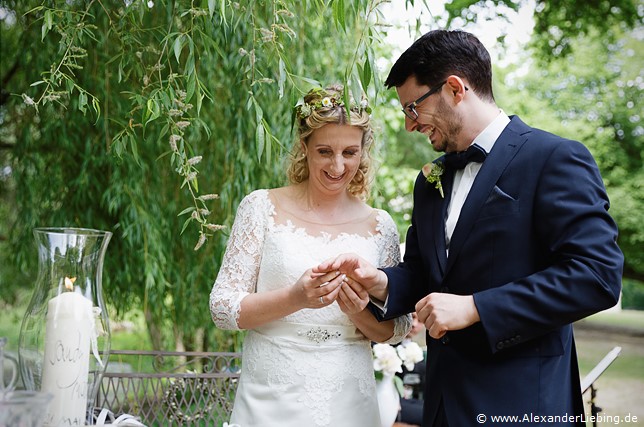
[319,296,324,304]
[319,281,330,287]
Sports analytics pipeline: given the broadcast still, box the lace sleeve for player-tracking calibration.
[376,210,401,269]
[376,210,413,345]
[209,190,269,330]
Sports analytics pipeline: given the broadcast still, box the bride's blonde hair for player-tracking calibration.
[287,84,374,199]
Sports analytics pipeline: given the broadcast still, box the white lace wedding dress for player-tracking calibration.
[210,189,412,427]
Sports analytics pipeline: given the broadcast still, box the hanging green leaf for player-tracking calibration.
[145,98,160,125]
[362,55,371,89]
[186,70,196,103]
[333,0,347,31]
[173,35,183,64]
[278,58,286,98]
[219,0,227,26]
[41,9,53,41]
[254,99,265,161]
[78,91,88,114]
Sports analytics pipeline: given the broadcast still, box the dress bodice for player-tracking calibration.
[210,189,410,342]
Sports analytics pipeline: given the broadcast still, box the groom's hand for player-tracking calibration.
[314,253,363,274]
[415,293,480,339]
[314,253,389,301]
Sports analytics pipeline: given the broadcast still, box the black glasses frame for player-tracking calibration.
[401,81,447,120]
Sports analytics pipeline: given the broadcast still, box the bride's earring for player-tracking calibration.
[300,142,308,161]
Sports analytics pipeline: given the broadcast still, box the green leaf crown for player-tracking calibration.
[294,86,372,119]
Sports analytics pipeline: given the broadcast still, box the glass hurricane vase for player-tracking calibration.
[19,227,112,427]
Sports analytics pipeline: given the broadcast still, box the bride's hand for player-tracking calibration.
[337,276,370,315]
[291,269,345,309]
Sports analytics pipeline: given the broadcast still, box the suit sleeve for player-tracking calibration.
[381,172,435,319]
[474,140,623,353]
[376,211,413,343]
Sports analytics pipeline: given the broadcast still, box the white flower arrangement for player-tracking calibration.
[373,343,403,377]
[373,341,424,379]
[373,341,424,398]
[396,341,424,371]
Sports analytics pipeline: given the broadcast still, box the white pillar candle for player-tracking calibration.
[41,278,92,427]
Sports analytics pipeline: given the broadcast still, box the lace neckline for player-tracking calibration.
[257,189,387,243]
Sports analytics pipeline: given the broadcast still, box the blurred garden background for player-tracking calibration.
[1,0,642,425]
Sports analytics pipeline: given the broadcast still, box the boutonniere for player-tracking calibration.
[422,161,445,198]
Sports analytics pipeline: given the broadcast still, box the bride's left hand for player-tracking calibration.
[337,276,370,315]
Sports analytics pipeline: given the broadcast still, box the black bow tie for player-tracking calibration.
[443,144,487,170]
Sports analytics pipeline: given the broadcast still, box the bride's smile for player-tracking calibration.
[304,123,363,194]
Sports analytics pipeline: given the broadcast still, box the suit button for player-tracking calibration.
[516,335,521,342]
[509,338,516,345]
[441,335,450,344]
[496,342,504,350]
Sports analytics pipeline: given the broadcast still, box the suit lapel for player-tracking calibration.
[445,117,530,273]
[432,164,453,276]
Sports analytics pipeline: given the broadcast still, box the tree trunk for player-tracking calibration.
[144,306,163,351]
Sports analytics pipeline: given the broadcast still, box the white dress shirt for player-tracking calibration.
[445,111,510,254]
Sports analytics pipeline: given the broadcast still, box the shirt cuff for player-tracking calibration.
[370,295,388,314]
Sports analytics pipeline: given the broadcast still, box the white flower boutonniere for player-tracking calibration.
[422,161,445,198]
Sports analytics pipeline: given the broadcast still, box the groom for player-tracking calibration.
[317,30,623,426]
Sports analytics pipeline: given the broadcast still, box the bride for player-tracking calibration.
[210,84,412,427]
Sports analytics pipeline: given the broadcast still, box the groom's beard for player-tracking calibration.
[433,96,464,153]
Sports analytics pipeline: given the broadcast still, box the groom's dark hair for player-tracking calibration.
[385,29,495,103]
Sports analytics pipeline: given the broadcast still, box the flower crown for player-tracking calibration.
[294,87,372,119]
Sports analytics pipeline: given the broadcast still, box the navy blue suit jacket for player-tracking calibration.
[381,116,623,426]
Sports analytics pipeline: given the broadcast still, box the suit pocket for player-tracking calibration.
[499,331,565,359]
[478,185,519,220]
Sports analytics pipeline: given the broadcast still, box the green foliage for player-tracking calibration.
[622,280,644,310]
[443,0,641,60]
[0,0,388,352]
[530,0,641,59]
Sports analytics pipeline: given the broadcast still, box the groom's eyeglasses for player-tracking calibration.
[401,81,447,121]
[401,81,469,120]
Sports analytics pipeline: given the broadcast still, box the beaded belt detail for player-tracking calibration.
[254,321,363,345]
[297,326,342,344]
